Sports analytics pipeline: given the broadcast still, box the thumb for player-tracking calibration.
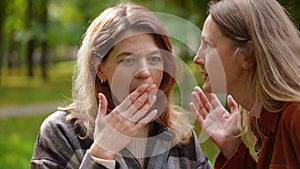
[227,95,238,113]
[98,93,108,117]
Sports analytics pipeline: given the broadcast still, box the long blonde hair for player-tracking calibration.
[64,2,191,144]
[208,0,300,135]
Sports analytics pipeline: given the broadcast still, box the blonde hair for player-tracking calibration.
[63,2,192,144]
[208,0,300,136]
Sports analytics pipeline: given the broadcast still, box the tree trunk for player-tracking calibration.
[40,0,48,80]
[0,0,7,85]
[26,0,34,77]
[27,39,35,77]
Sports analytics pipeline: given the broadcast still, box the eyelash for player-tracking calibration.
[203,41,212,49]
[121,58,135,64]
[120,56,162,65]
[148,56,161,64]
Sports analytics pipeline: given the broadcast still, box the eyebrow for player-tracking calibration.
[115,52,132,58]
[115,49,161,58]
[201,35,214,45]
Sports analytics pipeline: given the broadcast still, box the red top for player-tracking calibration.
[214,102,300,169]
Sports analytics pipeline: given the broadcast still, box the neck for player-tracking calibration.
[230,79,255,111]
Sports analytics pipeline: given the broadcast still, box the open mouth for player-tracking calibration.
[201,71,208,76]
[201,71,208,81]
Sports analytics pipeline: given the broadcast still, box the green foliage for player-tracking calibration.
[0,61,74,168]
[0,61,74,106]
[0,114,49,169]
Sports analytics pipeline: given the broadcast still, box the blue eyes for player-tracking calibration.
[120,56,162,65]
[121,58,135,64]
[148,56,161,63]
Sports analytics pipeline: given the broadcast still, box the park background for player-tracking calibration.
[0,0,300,168]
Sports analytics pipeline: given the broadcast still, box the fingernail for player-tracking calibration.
[140,84,148,90]
[152,109,158,116]
[149,94,156,105]
[98,93,102,103]
[150,84,157,90]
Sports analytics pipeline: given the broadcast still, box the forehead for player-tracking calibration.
[113,30,159,53]
[202,15,224,44]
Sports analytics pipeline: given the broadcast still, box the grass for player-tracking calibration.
[0,61,74,169]
[0,61,74,106]
[0,114,50,169]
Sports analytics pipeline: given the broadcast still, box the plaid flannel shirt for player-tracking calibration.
[31,111,212,169]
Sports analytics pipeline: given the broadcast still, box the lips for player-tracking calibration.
[201,71,208,81]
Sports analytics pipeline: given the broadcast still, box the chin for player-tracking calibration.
[202,83,212,93]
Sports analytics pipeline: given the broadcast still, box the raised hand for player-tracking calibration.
[190,86,242,158]
[90,84,158,159]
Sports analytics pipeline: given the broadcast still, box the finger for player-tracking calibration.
[136,109,158,126]
[98,93,108,117]
[191,91,208,118]
[124,91,156,123]
[227,95,238,113]
[130,95,157,123]
[118,84,149,112]
[117,90,150,123]
[207,93,223,109]
[148,87,157,105]
[189,102,205,126]
[227,95,241,135]
[194,86,212,112]
[146,84,157,94]
[122,91,149,119]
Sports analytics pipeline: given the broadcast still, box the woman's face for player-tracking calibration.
[193,15,245,94]
[99,30,164,102]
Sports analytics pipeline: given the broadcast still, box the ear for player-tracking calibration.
[96,63,106,81]
[240,41,255,70]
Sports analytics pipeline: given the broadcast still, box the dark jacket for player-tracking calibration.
[215,102,300,169]
[31,111,212,169]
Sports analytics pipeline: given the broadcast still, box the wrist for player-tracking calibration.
[90,143,115,160]
[220,136,241,159]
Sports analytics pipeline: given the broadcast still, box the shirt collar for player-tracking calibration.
[259,107,281,133]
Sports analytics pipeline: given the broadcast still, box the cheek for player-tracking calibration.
[206,50,227,93]
[109,68,134,102]
[206,50,223,76]
[151,68,164,85]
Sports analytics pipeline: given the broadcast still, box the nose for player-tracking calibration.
[135,60,151,79]
[136,68,151,79]
[193,52,204,66]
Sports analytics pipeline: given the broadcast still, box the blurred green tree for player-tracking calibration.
[1,0,300,82]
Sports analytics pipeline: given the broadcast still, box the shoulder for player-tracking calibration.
[282,102,300,119]
[39,111,71,135]
[281,102,300,131]
[284,102,300,110]
[36,111,82,150]
[32,111,92,167]
[38,110,92,146]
